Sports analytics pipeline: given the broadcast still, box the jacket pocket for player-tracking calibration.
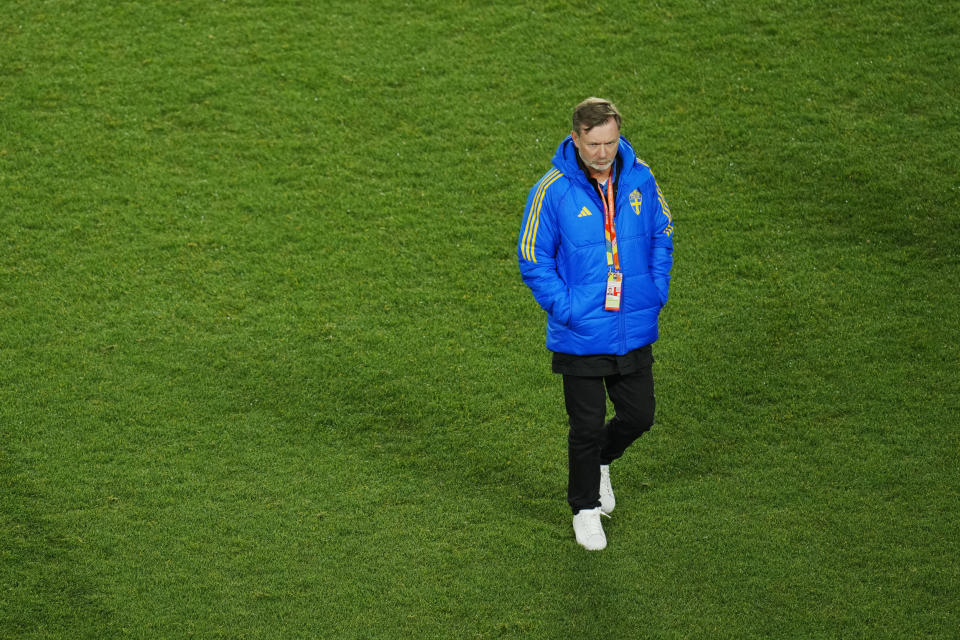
[567,282,605,331]
[624,274,662,312]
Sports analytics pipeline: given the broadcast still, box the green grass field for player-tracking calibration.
[2,1,958,637]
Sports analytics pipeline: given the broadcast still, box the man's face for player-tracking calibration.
[572,118,620,176]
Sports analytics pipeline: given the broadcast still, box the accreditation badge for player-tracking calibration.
[604,271,623,311]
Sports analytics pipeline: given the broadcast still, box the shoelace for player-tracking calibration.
[583,510,610,536]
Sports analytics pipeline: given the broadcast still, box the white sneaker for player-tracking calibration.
[599,465,615,515]
[572,507,608,551]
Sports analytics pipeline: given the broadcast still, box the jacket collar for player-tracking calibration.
[552,135,638,189]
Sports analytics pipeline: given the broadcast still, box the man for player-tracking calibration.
[518,98,674,551]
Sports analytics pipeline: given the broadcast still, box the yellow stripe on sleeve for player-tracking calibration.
[521,169,563,263]
[656,184,673,236]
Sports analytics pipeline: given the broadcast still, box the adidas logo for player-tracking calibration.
[578,207,592,218]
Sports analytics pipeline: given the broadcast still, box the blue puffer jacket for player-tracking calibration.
[518,135,674,356]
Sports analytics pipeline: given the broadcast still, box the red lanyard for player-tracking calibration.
[601,176,620,271]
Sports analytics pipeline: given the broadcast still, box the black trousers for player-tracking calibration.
[562,361,655,514]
